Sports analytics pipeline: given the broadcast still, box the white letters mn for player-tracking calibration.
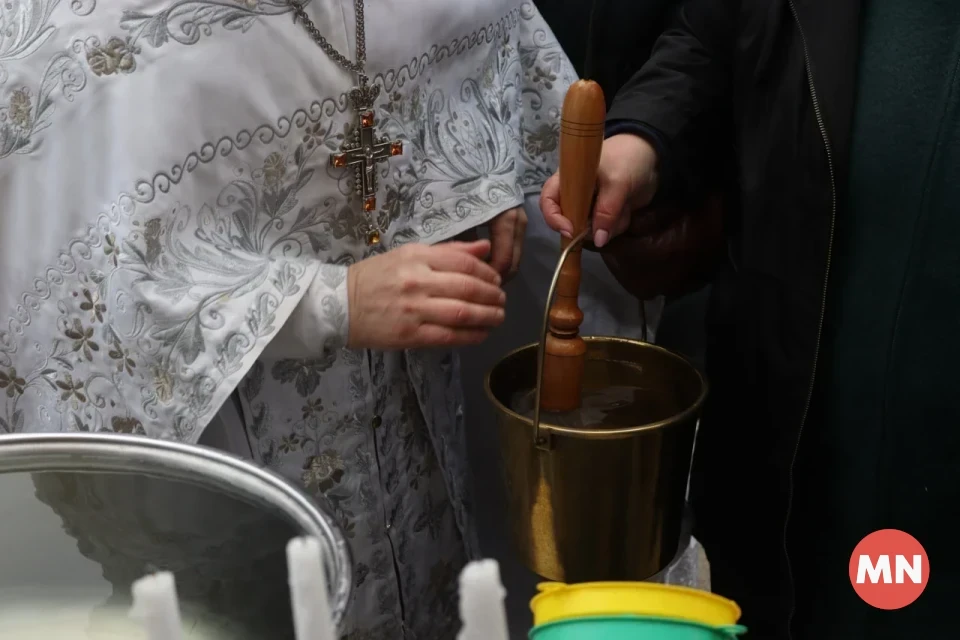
[856,555,923,584]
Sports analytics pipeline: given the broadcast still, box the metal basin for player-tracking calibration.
[0,433,351,638]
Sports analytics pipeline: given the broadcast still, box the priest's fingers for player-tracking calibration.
[425,272,506,306]
[540,172,573,238]
[419,298,505,329]
[422,244,501,285]
[441,239,492,260]
[488,207,521,277]
[411,325,490,348]
[510,207,527,278]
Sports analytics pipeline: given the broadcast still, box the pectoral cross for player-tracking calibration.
[330,81,404,246]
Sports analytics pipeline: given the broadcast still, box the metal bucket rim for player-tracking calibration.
[484,335,708,440]
[0,432,353,624]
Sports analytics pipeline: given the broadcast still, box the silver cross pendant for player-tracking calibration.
[330,81,404,246]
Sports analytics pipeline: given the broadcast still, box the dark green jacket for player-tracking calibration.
[795,1,960,637]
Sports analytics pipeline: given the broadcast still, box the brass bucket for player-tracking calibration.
[484,230,708,583]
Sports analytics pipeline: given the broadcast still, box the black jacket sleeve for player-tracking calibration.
[606,0,739,199]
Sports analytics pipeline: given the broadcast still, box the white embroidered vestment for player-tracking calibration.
[0,2,575,637]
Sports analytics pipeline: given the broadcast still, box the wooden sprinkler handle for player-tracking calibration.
[539,80,606,413]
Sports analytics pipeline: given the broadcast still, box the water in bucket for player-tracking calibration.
[508,359,687,428]
[510,385,685,429]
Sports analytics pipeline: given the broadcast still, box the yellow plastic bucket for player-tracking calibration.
[530,582,742,628]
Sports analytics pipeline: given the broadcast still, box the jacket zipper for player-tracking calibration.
[783,1,838,637]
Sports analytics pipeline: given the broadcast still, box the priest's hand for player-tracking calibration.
[486,206,527,282]
[540,133,659,247]
[346,240,506,349]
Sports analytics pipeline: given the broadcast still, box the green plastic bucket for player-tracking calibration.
[529,615,748,640]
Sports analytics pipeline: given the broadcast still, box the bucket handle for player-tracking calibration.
[533,227,591,451]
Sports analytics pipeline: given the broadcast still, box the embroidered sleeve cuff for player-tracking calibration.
[263,263,350,359]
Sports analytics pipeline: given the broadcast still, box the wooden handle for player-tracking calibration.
[540,80,606,413]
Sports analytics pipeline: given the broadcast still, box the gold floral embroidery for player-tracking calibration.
[525,122,560,157]
[0,368,26,399]
[152,366,175,404]
[108,337,137,376]
[64,317,100,362]
[7,89,33,130]
[302,450,346,493]
[85,37,140,77]
[79,289,106,323]
[1,52,86,159]
[301,398,322,419]
[530,65,558,90]
[110,415,145,434]
[277,433,302,454]
[261,152,287,189]
[56,373,88,406]
[300,122,327,152]
[103,232,119,266]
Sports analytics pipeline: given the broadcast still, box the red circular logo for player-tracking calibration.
[849,529,928,610]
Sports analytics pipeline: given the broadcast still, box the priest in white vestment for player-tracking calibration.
[0,1,575,637]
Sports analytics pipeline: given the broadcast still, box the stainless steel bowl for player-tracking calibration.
[0,432,352,638]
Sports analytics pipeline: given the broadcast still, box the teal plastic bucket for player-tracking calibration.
[529,615,748,640]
